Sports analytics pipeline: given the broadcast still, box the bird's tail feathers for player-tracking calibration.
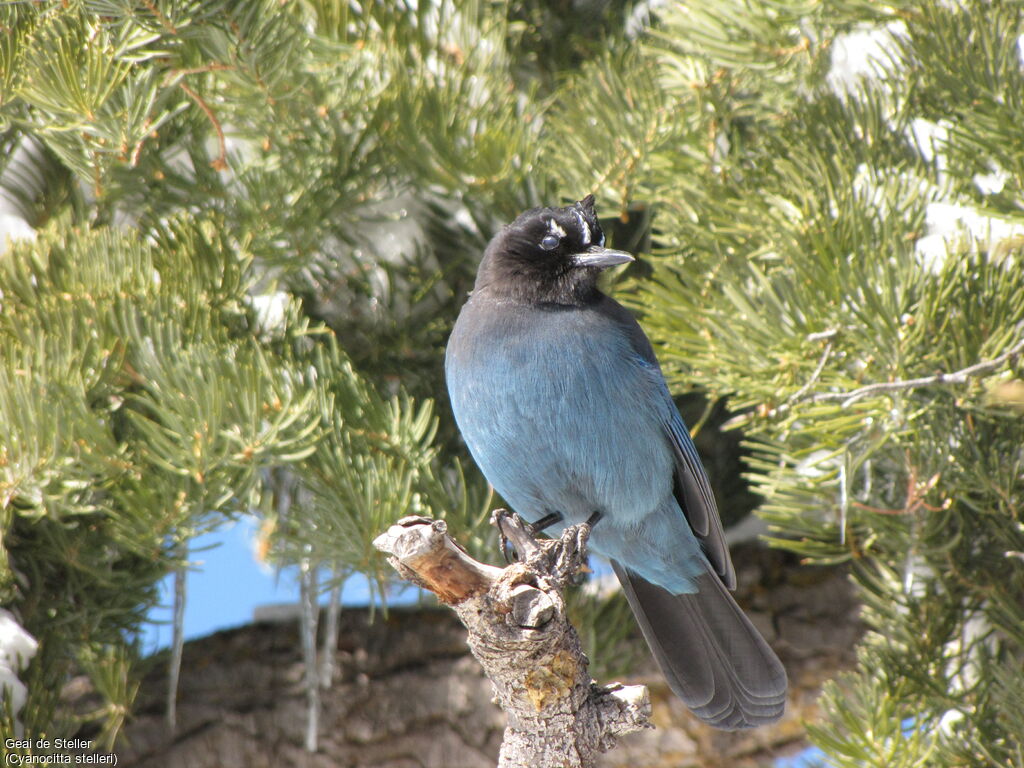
[612,560,787,730]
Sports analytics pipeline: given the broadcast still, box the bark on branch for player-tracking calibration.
[373,512,651,768]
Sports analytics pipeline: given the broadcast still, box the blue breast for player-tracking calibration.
[445,297,706,594]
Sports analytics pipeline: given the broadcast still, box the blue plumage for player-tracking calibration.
[447,297,706,594]
[445,196,786,729]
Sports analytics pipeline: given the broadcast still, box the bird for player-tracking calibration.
[444,195,787,729]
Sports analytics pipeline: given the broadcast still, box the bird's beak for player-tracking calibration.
[571,245,635,269]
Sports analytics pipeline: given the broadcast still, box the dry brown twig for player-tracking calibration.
[373,512,651,768]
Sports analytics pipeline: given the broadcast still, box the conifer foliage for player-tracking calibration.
[626,3,1024,765]
[1,1,1022,764]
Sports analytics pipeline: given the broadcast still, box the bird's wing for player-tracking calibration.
[663,405,735,589]
[600,296,736,589]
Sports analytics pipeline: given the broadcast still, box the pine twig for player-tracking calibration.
[768,328,837,418]
[777,329,1024,416]
[141,0,179,35]
[299,555,320,753]
[373,514,651,768]
[787,338,834,405]
[177,82,228,172]
[810,334,1024,407]
[320,576,344,688]
[165,554,187,733]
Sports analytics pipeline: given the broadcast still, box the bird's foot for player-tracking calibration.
[553,521,594,587]
[493,509,544,563]
[495,510,567,563]
[529,511,564,537]
[491,510,594,587]
[552,512,599,585]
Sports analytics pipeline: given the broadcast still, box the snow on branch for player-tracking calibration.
[373,513,651,768]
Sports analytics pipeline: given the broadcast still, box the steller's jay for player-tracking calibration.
[445,195,787,729]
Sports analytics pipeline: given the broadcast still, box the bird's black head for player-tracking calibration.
[473,195,634,306]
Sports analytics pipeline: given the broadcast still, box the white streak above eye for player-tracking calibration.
[573,210,591,245]
[547,218,567,238]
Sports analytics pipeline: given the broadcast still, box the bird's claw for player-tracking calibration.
[492,509,543,563]
[500,530,515,564]
[493,510,596,579]
[553,520,594,586]
[492,509,517,564]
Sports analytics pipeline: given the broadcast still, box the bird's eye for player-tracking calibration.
[540,233,560,251]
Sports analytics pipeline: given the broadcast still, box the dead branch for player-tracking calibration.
[373,513,651,768]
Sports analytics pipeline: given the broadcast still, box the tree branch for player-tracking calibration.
[373,513,651,768]
[177,82,228,172]
[814,334,1024,407]
[776,330,1024,414]
[787,338,834,406]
